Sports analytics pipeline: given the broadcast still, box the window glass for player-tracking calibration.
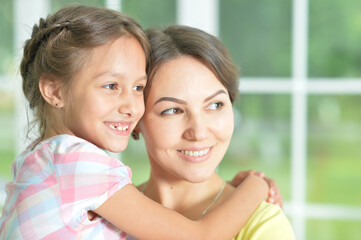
[122,138,150,185]
[0,0,14,76]
[309,0,361,77]
[219,94,292,200]
[219,0,292,77]
[51,0,105,11]
[0,93,15,180]
[122,0,176,29]
[307,95,361,205]
[307,219,361,240]
[0,0,15,185]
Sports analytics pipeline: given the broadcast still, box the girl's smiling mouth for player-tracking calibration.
[105,121,131,135]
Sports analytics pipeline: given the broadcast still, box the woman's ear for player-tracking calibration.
[38,74,65,108]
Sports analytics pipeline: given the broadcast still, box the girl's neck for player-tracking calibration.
[43,123,73,140]
[142,172,233,220]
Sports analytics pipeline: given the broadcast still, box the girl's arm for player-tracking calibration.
[94,174,268,240]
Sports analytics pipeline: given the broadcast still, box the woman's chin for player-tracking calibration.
[182,172,215,183]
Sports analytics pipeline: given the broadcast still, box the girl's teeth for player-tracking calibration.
[110,124,128,131]
[181,148,210,157]
[116,126,128,131]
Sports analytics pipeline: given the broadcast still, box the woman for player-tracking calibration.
[130,25,295,239]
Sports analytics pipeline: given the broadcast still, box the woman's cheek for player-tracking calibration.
[213,113,234,138]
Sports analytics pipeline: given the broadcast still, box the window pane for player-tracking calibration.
[0,92,15,180]
[122,0,176,29]
[219,0,292,77]
[219,94,292,200]
[307,95,361,205]
[309,0,361,77]
[307,219,361,240]
[0,91,15,209]
[0,0,15,208]
[122,138,149,185]
[51,0,105,11]
[0,0,14,76]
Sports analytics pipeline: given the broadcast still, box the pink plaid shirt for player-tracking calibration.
[0,134,132,239]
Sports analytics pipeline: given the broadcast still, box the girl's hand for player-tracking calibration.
[229,170,283,209]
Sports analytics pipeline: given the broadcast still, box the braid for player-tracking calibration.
[21,18,70,108]
[19,5,149,141]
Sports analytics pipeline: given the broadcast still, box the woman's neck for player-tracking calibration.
[142,172,234,220]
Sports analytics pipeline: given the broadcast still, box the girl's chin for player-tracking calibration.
[102,142,128,153]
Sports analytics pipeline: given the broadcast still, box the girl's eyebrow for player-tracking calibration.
[153,89,227,106]
[94,72,147,81]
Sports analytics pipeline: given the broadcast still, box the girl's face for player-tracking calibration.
[65,36,146,152]
[139,56,234,183]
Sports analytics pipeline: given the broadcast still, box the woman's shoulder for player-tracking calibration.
[251,201,284,219]
[233,201,295,240]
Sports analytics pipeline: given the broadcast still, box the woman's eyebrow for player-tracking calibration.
[204,90,227,102]
[154,97,186,106]
[154,90,227,106]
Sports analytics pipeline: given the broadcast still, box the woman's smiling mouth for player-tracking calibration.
[177,147,213,163]
[180,148,210,157]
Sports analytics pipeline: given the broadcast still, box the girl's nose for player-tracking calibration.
[117,91,139,117]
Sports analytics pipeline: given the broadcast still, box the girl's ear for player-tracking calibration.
[39,74,65,108]
[131,125,141,140]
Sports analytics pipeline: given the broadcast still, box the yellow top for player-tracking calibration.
[233,201,295,240]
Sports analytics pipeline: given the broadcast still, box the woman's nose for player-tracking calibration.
[182,114,209,141]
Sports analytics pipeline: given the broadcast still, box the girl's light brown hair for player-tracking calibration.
[20,5,149,141]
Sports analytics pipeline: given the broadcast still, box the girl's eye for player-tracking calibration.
[133,85,145,92]
[104,83,117,90]
[207,102,224,110]
[161,108,183,115]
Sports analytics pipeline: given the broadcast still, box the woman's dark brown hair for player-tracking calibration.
[145,25,240,103]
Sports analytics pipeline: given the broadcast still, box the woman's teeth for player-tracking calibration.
[109,124,129,131]
[180,148,210,157]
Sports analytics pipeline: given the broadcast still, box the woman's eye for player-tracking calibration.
[133,85,145,92]
[161,108,183,115]
[104,83,117,90]
[207,102,224,110]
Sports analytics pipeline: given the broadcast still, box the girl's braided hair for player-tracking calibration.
[20,5,149,141]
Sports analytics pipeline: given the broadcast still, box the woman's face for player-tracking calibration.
[138,56,234,183]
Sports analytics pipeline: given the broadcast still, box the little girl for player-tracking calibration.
[0,5,269,240]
